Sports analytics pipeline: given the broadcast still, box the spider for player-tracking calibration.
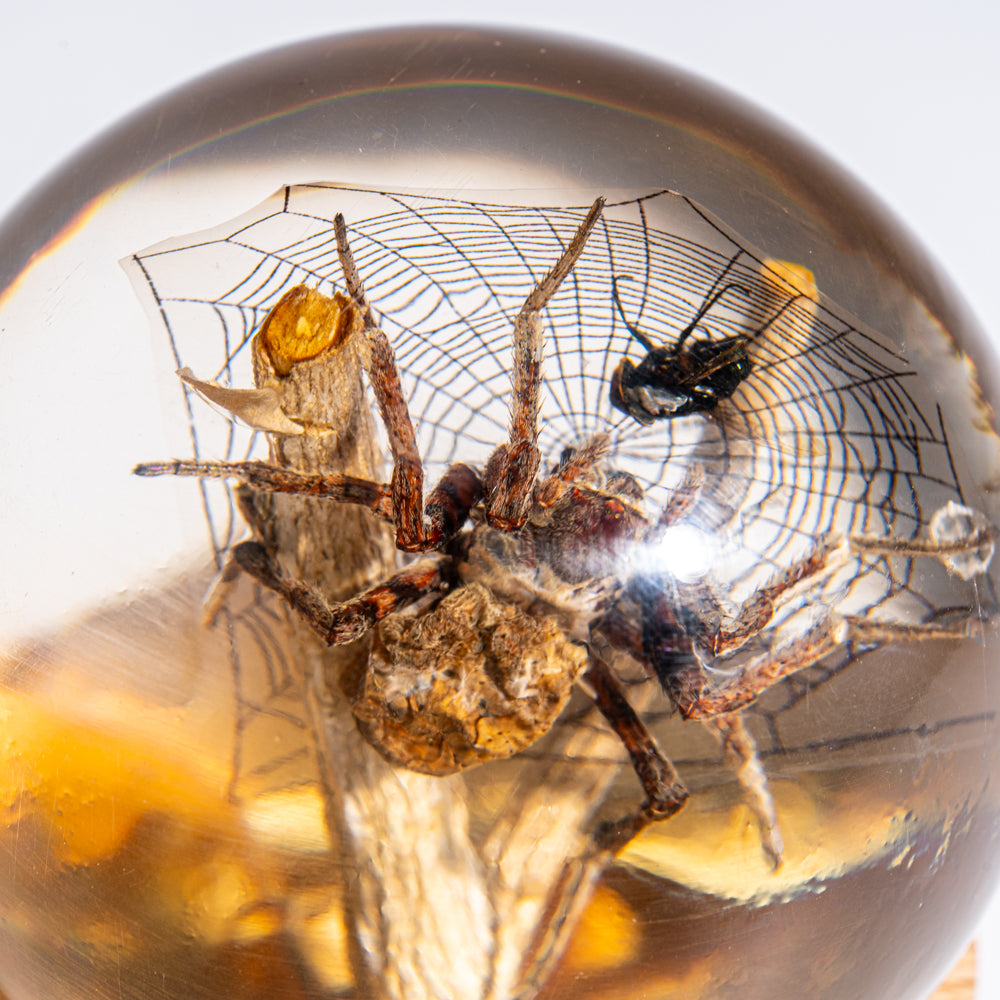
[135,197,992,860]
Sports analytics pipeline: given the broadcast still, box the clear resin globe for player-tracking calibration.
[1,26,999,1000]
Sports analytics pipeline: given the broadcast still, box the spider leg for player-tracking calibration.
[649,524,989,719]
[665,610,984,720]
[704,712,783,868]
[598,595,787,862]
[232,539,450,646]
[484,198,605,531]
[535,434,614,507]
[683,537,841,658]
[334,213,486,553]
[135,458,479,555]
[634,515,991,864]
[665,503,993,664]
[134,458,396,519]
[582,656,689,820]
[656,464,706,528]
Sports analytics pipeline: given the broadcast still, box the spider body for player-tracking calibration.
[350,471,646,777]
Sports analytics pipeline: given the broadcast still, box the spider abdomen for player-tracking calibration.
[352,582,587,775]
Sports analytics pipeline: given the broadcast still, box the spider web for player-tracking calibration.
[127,185,987,611]
[124,184,994,799]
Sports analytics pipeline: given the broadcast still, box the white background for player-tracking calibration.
[1,1,998,995]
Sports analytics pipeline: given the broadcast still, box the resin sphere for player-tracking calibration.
[1,26,998,1000]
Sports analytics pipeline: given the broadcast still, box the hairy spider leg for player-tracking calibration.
[232,540,451,646]
[134,457,480,554]
[534,434,615,507]
[656,465,706,527]
[334,212,484,552]
[133,475,474,650]
[705,712,783,868]
[652,524,991,721]
[582,655,688,820]
[484,198,605,531]
[668,611,984,722]
[134,459,395,519]
[594,589,787,863]
[679,536,843,659]
[632,514,992,862]
[583,601,784,862]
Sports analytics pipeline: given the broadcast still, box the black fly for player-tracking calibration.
[609,255,754,425]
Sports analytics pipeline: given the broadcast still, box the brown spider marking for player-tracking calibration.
[135,199,994,862]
